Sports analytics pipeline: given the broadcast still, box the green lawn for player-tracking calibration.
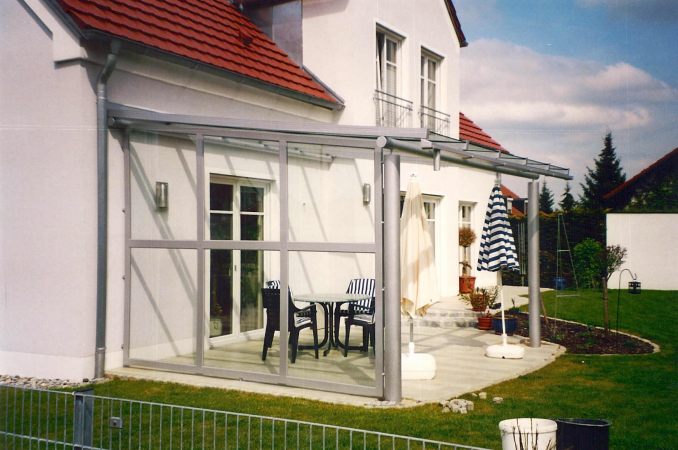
[91,289,677,450]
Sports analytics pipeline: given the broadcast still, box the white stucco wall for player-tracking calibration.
[0,0,98,380]
[607,214,678,290]
[303,0,461,137]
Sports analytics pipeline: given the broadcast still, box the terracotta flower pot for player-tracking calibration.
[459,276,476,294]
[477,315,493,330]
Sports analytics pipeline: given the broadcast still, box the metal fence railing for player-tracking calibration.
[0,385,490,450]
[374,90,413,128]
[419,106,450,136]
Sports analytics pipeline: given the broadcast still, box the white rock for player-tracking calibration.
[479,392,487,400]
[493,397,503,404]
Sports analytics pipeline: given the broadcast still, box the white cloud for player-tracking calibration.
[460,38,678,197]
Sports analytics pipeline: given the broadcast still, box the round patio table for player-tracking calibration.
[294,293,370,356]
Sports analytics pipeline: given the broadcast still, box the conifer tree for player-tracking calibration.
[580,133,626,210]
[539,180,555,213]
[559,182,576,212]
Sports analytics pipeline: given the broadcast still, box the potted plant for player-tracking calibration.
[493,298,520,335]
[458,226,477,293]
[461,286,498,330]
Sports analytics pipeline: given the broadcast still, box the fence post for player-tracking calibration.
[74,388,93,450]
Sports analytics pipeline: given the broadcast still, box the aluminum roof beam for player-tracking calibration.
[108,106,571,180]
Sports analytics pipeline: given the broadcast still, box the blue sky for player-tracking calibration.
[456,0,678,199]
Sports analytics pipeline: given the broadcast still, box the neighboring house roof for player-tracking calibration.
[459,112,508,153]
[55,0,340,107]
[445,1,468,47]
[603,147,678,205]
[500,184,525,217]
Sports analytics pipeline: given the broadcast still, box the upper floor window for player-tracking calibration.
[420,49,449,135]
[420,51,438,110]
[376,30,400,96]
[375,28,412,127]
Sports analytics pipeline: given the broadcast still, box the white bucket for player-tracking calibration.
[499,418,557,450]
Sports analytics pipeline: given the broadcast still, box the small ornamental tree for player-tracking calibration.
[600,245,627,332]
[573,238,604,288]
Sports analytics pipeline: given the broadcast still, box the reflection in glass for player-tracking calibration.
[241,186,263,212]
[210,214,233,240]
[209,250,233,336]
[204,250,278,375]
[240,215,263,240]
[210,183,233,211]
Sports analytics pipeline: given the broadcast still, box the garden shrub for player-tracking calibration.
[573,238,604,288]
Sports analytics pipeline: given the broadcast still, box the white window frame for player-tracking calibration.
[376,28,402,96]
[420,49,440,111]
[207,173,270,345]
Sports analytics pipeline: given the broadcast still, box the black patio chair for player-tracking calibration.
[261,287,319,363]
[342,278,376,356]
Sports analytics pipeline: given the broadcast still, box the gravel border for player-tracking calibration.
[0,375,108,390]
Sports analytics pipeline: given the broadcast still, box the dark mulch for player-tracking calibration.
[512,312,655,354]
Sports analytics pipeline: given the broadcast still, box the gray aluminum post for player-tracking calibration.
[74,389,94,450]
[383,153,401,402]
[527,180,541,347]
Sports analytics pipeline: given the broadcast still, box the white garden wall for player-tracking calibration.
[607,214,678,290]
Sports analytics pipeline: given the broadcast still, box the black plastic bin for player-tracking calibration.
[556,418,610,450]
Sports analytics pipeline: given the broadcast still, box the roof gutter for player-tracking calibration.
[94,40,120,380]
[81,31,343,111]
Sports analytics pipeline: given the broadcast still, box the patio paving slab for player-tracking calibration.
[109,287,563,408]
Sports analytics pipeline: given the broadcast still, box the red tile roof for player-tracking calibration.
[604,147,678,200]
[459,112,508,153]
[56,0,339,106]
[500,184,525,217]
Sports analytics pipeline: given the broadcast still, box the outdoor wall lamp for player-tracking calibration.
[155,181,168,210]
[616,268,640,345]
[362,183,371,204]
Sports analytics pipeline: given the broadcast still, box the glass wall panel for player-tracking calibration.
[130,131,197,240]
[204,137,279,242]
[129,248,197,365]
[204,250,280,375]
[287,251,377,387]
[288,144,375,243]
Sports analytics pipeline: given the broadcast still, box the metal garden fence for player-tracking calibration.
[0,385,489,450]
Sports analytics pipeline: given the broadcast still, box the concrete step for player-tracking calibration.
[401,300,481,329]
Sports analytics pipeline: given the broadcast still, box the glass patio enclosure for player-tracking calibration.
[113,107,571,400]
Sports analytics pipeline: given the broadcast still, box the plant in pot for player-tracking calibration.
[493,298,520,336]
[461,286,498,330]
[458,226,477,294]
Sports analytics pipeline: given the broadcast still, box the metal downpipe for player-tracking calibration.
[94,42,120,379]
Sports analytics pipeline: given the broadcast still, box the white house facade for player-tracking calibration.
[1,0,570,400]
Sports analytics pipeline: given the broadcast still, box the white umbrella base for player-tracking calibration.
[485,344,525,359]
[402,352,436,380]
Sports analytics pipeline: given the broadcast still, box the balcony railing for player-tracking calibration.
[374,90,413,128]
[420,105,450,136]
